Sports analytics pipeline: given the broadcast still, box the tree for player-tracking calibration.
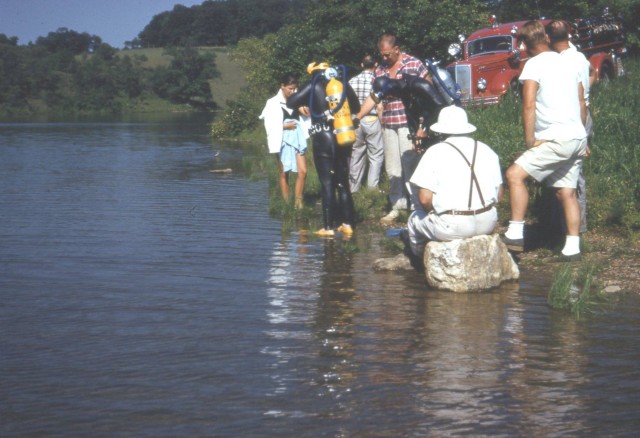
[150,47,218,109]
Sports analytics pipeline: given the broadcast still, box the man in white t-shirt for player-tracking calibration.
[404,105,503,257]
[547,20,597,234]
[501,20,587,262]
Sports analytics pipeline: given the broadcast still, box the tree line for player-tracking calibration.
[0,29,218,115]
[132,0,311,48]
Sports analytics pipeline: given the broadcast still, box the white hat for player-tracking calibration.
[429,105,476,135]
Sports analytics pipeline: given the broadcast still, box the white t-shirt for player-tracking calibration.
[410,136,503,214]
[519,50,586,141]
[561,44,591,105]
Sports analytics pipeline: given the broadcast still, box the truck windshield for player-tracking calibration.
[467,36,512,56]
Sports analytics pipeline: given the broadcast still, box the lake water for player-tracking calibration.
[1,115,639,436]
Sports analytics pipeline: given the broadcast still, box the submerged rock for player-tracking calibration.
[372,252,414,271]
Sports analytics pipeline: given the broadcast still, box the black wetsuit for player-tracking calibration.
[287,73,361,230]
[372,74,452,149]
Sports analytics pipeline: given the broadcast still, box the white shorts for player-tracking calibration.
[515,138,587,188]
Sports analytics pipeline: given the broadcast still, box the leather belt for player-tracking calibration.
[439,204,494,216]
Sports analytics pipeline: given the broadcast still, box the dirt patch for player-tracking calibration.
[513,229,640,294]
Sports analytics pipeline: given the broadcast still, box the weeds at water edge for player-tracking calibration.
[548,261,611,319]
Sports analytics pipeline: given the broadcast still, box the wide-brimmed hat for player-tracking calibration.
[430,105,476,135]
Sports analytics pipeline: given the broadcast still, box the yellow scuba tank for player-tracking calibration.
[325,76,356,146]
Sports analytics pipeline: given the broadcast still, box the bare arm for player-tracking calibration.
[522,79,538,149]
[417,187,434,212]
[356,95,377,119]
[578,82,587,126]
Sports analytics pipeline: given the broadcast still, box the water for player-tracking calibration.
[1,116,639,436]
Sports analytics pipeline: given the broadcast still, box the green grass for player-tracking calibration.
[548,261,610,319]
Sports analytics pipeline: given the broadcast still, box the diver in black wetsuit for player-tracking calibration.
[358,73,457,151]
[287,62,361,236]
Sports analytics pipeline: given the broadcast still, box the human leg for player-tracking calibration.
[504,163,530,244]
[383,127,406,211]
[335,145,354,229]
[349,127,367,192]
[365,118,384,189]
[294,152,307,208]
[275,154,289,200]
[313,132,337,232]
[397,126,419,208]
[577,167,587,233]
[555,187,581,256]
[407,209,432,256]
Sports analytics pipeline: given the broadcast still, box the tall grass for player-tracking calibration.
[548,261,610,319]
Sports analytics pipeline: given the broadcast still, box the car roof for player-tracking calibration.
[467,19,552,40]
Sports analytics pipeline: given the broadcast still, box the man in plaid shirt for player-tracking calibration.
[374,33,430,224]
[348,54,384,193]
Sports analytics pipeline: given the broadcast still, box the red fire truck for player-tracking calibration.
[446,10,627,105]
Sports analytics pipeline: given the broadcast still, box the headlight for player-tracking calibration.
[448,43,461,58]
[477,78,487,91]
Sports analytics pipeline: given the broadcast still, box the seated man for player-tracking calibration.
[404,105,504,257]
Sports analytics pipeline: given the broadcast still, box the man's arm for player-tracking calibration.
[356,95,377,120]
[417,187,434,212]
[521,79,538,149]
[578,81,587,126]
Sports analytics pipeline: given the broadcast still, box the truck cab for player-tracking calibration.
[446,11,626,106]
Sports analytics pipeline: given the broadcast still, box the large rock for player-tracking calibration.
[423,234,519,292]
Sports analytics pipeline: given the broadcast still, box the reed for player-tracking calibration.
[548,261,610,319]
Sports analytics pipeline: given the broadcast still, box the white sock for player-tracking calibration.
[562,235,580,256]
[505,221,525,240]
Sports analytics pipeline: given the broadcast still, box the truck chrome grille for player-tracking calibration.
[453,65,471,102]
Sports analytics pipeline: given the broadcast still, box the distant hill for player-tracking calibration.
[118,46,247,110]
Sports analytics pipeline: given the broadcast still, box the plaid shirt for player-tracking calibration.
[349,70,376,114]
[375,53,428,128]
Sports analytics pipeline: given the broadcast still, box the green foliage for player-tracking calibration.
[138,0,310,48]
[0,36,220,116]
[211,94,262,138]
[548,261,609,319]
[150,47,218,109]
[583,59,640,235]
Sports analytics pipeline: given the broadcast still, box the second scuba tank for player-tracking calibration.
[325,71,356,146]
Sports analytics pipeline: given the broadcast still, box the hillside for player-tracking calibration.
[117,46,247,110]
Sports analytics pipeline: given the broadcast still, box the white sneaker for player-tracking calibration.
[380,209,399,224]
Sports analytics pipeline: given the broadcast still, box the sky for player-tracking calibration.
[0,0,204,48]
